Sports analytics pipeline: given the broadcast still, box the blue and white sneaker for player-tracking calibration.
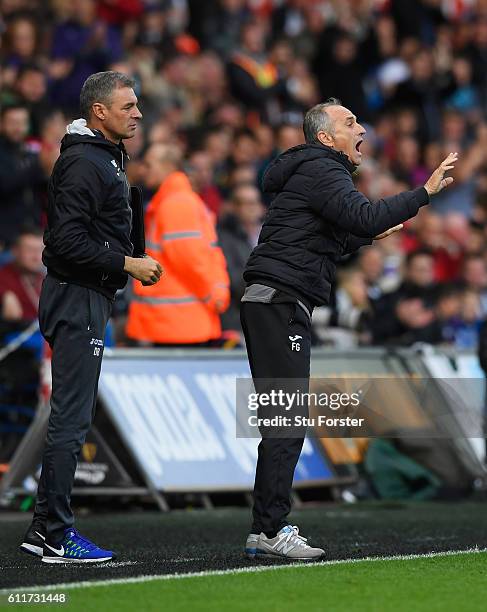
[253,526,324,560]
[42,528,116,564]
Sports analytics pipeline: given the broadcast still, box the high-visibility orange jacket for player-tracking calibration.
[126,171,230,344]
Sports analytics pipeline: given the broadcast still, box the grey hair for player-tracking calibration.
[79,71,135,120]
[303,98,342,145]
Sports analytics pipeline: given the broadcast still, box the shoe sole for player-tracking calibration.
[42,556,113,564]
[245,548,324,561]
[254,548,324,561]
[20,543,43,558]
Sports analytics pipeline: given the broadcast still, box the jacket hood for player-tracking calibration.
[66,118,96,137]
[60,118,129,161]
[262,143,356,193]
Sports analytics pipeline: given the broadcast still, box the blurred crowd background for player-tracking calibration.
[2,0,487,354]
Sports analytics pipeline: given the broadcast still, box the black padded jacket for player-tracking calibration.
[244,143,429,308]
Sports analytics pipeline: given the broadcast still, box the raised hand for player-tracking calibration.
[424,152,459,196]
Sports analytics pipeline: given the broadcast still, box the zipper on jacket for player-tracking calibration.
[288,303,297,325]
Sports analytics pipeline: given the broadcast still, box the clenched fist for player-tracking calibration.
[124,255,163,286]
[424,152,458,196]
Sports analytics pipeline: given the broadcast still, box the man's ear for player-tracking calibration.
[317,130,333,147]
[92,102,106,121]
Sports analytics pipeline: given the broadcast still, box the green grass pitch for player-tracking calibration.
[5,551,487,612]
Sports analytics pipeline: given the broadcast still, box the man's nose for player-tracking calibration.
[357,123,366,136]
[133,106,143,119]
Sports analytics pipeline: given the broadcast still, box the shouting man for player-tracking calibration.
[241,98,457,560]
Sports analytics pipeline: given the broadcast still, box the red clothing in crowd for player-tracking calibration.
[199,185,223,217]
[0,262,43,321]
[401,232,464,282]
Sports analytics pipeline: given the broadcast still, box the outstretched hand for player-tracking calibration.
[375,223,403,240]
[424,152,459,196]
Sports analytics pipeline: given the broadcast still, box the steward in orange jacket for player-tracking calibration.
[126,144,230,344]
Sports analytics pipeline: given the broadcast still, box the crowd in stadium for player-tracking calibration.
[2,0,487,350]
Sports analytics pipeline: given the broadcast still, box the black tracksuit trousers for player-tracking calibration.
[240,299,311,538]
[33,275,111,544]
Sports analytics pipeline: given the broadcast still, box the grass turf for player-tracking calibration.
[5,552,487,612]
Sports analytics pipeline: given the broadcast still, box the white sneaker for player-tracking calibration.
[256,525,324,560]
[245,533,260,558]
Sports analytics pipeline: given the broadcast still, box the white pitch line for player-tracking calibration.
[2,547,487,594]
[1,561,138,571]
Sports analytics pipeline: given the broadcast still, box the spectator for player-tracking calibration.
[224,164,258,204]
[403,211,463,282]
[217,183,264,334]
[314,31,368,122]
[0,227,44,463]
[147,118,175,146]
[0,227,44,327]
[258,123,303,204]
[227,18,286,120]
[357,246,387,299]
[462,254,487,315]
[335,268,372,347]
[431,121,487,216]
[435,283,464,345]
[453,289,483,349]
[391,135,428,188]
[444,54,481,121]
[312,268,372,348]
[275,123,304,152]
[126,143,230,346]
[465,220,485,256]
[142,53,196,128]
[390,48,442,142]
[370,249,438,344]
[465,18,487,110]
[230,129,259,167]
[14,64,50,137]
[0,104,50,249]
[2,14,40,84]
[202,0,250,60]
[49,0,123,112]
[186,150,222,217]
[196,52,228,115]
[394,250,438,304]
[254,123,274,161]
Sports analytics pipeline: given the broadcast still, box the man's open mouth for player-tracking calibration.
[355,139,363,153]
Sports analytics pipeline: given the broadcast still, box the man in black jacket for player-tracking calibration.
[0,104,50,248]
[20,71,162,564]
[242,98,457,560]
